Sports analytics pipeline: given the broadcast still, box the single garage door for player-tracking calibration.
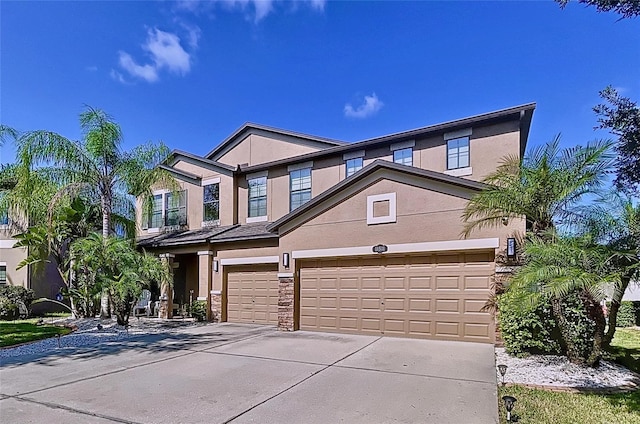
[226,264,279,324]
[299,252,495,343]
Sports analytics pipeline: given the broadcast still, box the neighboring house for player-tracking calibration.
[0,214,65,313]
[138,103,535,344]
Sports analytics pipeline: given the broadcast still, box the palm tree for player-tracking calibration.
[509,234,615,366]
[71,233,172,325]
[462,136,613,238]
[10,106,175,316]
[574,193,640,346]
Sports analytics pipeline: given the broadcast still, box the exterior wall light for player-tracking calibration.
[507,238,516,259]
[213,260,219,273]
[283,252,290,268]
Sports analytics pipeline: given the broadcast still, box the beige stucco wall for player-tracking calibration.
[0,242,28,288]
[217,135,326,168]
[278,178,524,271]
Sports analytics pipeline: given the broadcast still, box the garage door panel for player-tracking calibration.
[226,264,279,325]
[300,253,495,343]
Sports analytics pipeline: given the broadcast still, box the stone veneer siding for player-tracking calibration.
[210,291,222,323]
[278,277,294,331]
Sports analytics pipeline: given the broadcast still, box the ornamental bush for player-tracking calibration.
[616,301,637,328]
[189,300,207,322]
[498,290,562,357]
[0,285,35,319]
[498,290,595,358]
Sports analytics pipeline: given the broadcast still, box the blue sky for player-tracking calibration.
[1,1,638,164]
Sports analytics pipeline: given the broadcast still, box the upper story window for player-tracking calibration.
[248,176,267,218]
[393,148,413,166]
[203,183,220,223]
[0,265,6,284]
[145,190,187,230]
[345,157,363,177]
[165,191,187,227]
[149,194,164,229]
[290,168,312,211]
[447,136,470,170]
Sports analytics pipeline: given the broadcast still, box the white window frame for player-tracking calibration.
[393,147,413,166]
[247,175,268,222]
[345,157,363,177]
[145,189,187,232]
[202,181,220,226]
[290,168,312,212]
[0,263,6,284]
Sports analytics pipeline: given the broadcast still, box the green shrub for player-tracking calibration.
[498,290,562,357]
[189,300,207,322]
[616,301,636,328]
[498,290,595,358]
[0,297,19,320]
[0,286,35,319]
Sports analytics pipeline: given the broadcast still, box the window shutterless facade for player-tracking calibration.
[393,147,413,166]
[148,194,164,229]
[203,183,220,222]
[165,191,187,226]
[447,136,470,169]
[290,168,312,211]
[248,176,267,218]
[0,266,6,284]
[345,157,363,177]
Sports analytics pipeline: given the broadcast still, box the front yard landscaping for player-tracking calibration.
[0,315,72,348]
[498,328,640,423]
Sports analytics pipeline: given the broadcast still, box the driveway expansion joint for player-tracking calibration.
[222,336,382,424]
[4,394,141,424]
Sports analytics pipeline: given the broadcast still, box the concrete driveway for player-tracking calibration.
[0,323,498,423]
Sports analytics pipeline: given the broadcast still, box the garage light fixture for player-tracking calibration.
[213,260,219,273]
[282,253,290,268]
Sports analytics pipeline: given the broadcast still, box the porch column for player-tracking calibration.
[197,251,215,322]
[278,273,295,331]
[158,253,175,319]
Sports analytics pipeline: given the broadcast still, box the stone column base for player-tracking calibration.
[210,291,222,323]
[278,277,294,331]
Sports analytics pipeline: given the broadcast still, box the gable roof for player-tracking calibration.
[205,123,347,161]
[266,159,488,234]
[166,150,236,174]
[239,103,535,175]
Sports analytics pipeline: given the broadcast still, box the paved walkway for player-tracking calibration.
[0,323,498,423]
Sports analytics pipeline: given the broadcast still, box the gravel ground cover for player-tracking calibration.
[0,317,201,359]
[495,347,639,389]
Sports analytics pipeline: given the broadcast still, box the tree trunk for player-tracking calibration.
[603,275,632,348]
[550,297,586,365]
[579,290,606,367]
[99,193,112,318]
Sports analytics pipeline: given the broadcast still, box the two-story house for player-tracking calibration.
[136,103,535,344]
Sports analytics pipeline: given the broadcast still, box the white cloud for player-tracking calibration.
[110,69,128,84]
[344,93,384,119]
[309,0,326,11]
[177,0,324,23]
[115,28,194,83]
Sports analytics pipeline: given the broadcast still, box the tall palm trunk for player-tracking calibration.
[99,193,112,318]
[580,290,606,367]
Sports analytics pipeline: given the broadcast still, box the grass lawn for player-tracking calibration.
[498,328,640,423]
[0,315,73,348]
[498,385,640,424]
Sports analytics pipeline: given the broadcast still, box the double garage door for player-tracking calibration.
[299,252,495,343]
[225,252,495,343]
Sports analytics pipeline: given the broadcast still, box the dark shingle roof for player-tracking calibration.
[136,222,277,248]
